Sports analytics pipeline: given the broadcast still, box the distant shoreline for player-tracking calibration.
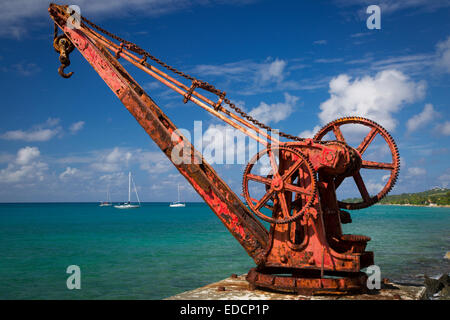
[377,203,450,208]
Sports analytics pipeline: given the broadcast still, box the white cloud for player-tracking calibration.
[407,167,426,176]
[202,124,250,164]
[0,146,48,183]
[370,54,433,75]
[91,147,132,172]
[366,181,385,194]
[1,118,61,142]
[315,58,344,64]
[313,40,327,45]
[69,121,85,134]
[200,94,298,164]
[194,58,288,85]
[258,59,287,83]
[59,167,79,180]
[16,146,40,165]
[137,151,171,174]
[4,62,42,76]
[318,70,426,131]
[435,36,450,73]
[406,103,438,133]
[0,0,259,38]
[438,170,450,188]
[299,125,322,139]
[1,128,58,142]
[435,121,450,136]
[335,0,450,15]
[249,93,299,124]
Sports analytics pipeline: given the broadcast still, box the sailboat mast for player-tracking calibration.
[128,172,131,202]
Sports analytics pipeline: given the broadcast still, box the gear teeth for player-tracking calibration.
[242,145,318,224]
[312,116,400,210]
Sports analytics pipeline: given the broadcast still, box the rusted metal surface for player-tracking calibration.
[242,138,376,293]
[166,274,426,300]
[48,4,401,295]
[314,117,400,210]
[246,268,368,295]
[53,33,74,78]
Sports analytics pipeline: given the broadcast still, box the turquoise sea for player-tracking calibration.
[0,203,448,299]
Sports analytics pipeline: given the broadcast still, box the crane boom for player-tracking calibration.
[49,4,269,263]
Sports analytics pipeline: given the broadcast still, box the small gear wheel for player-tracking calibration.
[243,145,317,224]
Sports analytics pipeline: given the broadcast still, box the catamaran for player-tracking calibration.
[169,184,185,207]
[114,172,141,209]
[99,185,112,206]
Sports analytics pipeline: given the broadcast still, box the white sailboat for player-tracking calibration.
[99,185,112,207]
[114,172,141,209]
[169,184,185,208]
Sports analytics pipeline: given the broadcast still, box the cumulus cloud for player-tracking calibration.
[89,147,172,175]
[16,146,40,165]
[0,146,47,183]
[200,94,298,164]
[258,59,287,83]
[137,151,171,174]
[318,70,426,131]
[249,93,299,124]
[69,121,85,134]
[299,125,322,139]
[406,104,438,133]
[59,167,79,180]
[91,147,132,172]
[202,124,250,165]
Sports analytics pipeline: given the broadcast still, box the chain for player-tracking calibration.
[78,14,307,142]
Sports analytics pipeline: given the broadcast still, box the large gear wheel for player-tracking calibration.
[314,117,400,210]
[242,145,318,224]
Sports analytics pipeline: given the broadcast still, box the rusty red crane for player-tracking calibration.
[48,4,400,294]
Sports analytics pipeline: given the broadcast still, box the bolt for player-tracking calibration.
[326,153,334,162]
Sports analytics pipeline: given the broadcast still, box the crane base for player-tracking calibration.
[246,267,368,295]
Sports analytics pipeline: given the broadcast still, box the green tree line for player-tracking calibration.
[344,188,450,205]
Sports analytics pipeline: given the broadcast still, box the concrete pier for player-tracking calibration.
[166,274,426,300]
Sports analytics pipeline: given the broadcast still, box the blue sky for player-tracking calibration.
[0,0,449,202]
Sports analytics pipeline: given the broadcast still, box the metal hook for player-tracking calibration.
[58,64,74,78]
[53,35,75,79]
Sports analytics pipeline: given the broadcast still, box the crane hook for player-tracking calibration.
[53,34,75,78]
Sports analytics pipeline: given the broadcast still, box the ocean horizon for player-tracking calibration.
[0,202,448,299]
